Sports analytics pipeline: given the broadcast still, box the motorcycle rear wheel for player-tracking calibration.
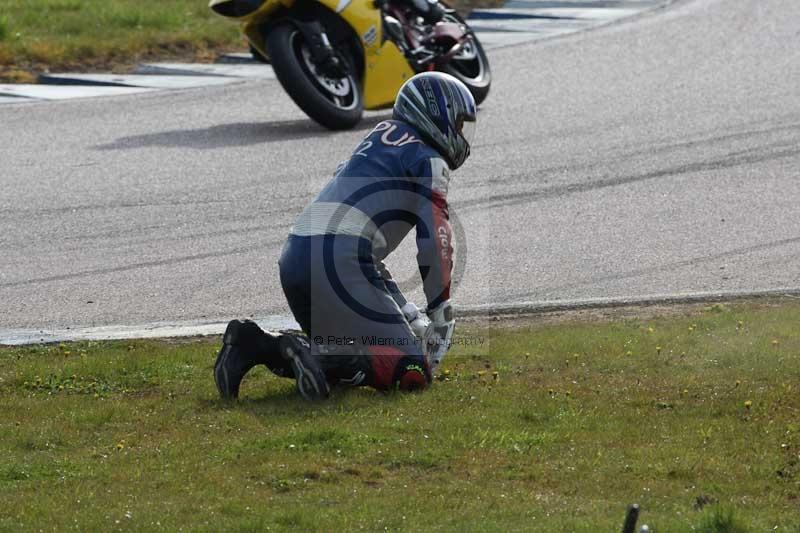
[266,22,364,130]
[440,14,491,106]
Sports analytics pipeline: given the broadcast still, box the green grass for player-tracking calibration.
[1,300,799,531]
[0,0,241,80]
[0,15,9,42]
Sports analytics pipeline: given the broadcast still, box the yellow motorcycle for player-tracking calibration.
[210,0,490,129]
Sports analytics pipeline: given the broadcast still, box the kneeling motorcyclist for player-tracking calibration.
[214,72,477,400]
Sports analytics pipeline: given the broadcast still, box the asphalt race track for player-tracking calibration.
[1,0,799,338]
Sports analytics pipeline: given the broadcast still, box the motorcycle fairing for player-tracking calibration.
[319,0,414,108]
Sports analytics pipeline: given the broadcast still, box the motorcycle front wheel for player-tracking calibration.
[266,22,364,130]
[441,14,491,106]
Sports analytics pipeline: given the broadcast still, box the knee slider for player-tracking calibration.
[396,359,430,392]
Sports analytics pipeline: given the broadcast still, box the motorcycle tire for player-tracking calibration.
[266,22,364,130]
[441,14,491,106]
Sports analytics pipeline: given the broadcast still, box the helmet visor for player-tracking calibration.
[460,118,477,147]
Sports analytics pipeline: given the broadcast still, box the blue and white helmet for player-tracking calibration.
[393,72,477,170]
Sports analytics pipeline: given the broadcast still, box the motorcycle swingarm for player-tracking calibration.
[419,22,469,67]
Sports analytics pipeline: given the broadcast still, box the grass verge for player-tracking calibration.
[0,0,502,83]
[0,0,241,83]
[1,299,799,530]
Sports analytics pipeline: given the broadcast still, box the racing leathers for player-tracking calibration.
[278,119,454,391]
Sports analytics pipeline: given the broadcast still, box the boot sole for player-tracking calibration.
[214,345,236,399]
[214,320,243,400]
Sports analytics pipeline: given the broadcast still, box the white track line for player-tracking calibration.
[3,288,798,345]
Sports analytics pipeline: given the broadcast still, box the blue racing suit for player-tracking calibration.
[278,119,453,390]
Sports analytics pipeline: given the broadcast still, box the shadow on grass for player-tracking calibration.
[197,387,299,411]
[197,383,383,412]
[94,112,393,151]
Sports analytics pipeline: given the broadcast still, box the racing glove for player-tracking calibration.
[402,302,431,342]
[424,300,455,374]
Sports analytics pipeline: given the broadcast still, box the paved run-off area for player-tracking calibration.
[0,0,666,102]
[1,0,800,343]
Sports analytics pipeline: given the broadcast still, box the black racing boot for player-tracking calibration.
[411,0,445,24]
[214,319,281,400]
[279,334,330,401]
[318,344,374,388]
[425,1,445,23]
